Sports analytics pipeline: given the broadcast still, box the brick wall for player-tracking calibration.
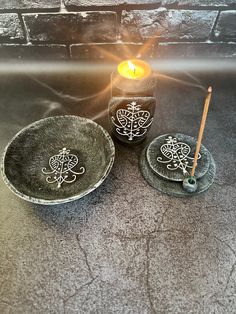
[0,0,235,60]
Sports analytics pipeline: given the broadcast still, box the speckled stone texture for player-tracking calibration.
[0,69,236,313]
[140,146,216,197]
[0,1,236,60]
[0,0,61,10]
[214,10,236,40]
[146,133,211,181]
[0,13,24,42]
[121,9,218,41]
[23,12,117,43]
[2,116,115,205]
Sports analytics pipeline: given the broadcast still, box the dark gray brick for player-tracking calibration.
[0,44,68,59]
[156,42,236,58]
[0,13,24,43]
[0,0,61,10]
[70,43,153,59]
[121,9,218,41]
[214,11,236,40]
[23,12,117,43]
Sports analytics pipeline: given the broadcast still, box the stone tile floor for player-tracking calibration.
[0,69,235,314]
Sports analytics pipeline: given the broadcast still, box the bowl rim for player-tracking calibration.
[1,115,115,205]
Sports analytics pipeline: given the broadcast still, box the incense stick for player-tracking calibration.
[191,86,212,177]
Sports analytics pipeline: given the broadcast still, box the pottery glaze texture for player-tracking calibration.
[2,116,115,204]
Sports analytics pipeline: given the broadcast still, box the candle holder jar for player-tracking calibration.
[108,59,156,144]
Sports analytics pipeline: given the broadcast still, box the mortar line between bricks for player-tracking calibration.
[18,13,30,44]
[63,4,236,12]
[210,10,221,41]
[73,5,236,12]
[2,41,234,48]
[60,0,68,13]
[157,41,236,45]
[75,41,235,45]
[157,5,236,11]
[0,4,236,14]
[0,6,234,15]
[0,8,60,14]
[150,38,230,43]
[115,8,123,42]
[21,11,119,16]
[66,45,72,59]
[63,5,126,12]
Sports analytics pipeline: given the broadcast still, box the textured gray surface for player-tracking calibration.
[1,2,236,60]
[0,0,61,10]
[214,10,236,40]
[23,12,117,43]
[140,146,216,197]
[0,13,24,43]
[121,9,218,41]
[146,133,210,181]
[0,69,236,313]
[2,116,115,205]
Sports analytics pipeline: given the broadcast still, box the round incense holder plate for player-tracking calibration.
[140,133,216,197]
[147,134,210,182]
[1,116,115,205]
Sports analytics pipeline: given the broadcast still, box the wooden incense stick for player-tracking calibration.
[191,86,212,177]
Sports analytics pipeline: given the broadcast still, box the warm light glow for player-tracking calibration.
[128,60,136,74]
[117,59,152,80]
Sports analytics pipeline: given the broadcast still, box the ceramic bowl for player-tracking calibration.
[1,115,115,205]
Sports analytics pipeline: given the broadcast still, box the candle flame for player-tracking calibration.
[128,60,136,73]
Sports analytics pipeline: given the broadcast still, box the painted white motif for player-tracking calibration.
[42,148,85,188]
[112,101,153,141]
[157,136,201,175]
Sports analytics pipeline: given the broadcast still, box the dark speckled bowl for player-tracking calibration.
[1,115,115,205]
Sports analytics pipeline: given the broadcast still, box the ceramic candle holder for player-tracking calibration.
[109,59,156,144]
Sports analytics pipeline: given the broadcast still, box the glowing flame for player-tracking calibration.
[128,60,136,74]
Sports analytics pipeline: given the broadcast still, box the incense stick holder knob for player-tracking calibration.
[182,176,198,193]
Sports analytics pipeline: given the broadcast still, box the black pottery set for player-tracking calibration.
[1,59,216,204]
[108,61,216,197]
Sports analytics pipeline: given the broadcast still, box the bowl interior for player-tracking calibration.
[3,116,114,203]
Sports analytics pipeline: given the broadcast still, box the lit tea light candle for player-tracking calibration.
[109,59,156,144]
[118,59,152,80]
[111,58,155,96]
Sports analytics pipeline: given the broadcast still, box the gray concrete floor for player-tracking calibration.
[0,69,236,314]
